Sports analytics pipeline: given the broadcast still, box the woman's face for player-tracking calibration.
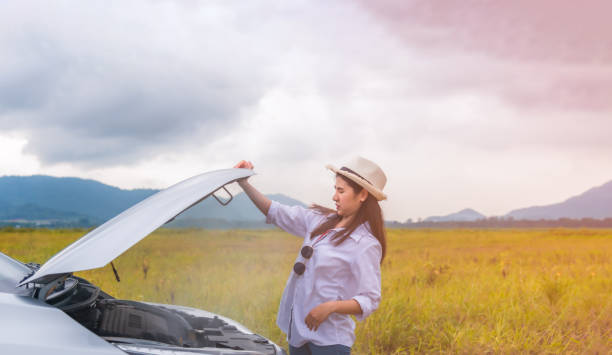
[333,175,367,218]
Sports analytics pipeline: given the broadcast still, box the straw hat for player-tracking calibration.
[326,156,387,201]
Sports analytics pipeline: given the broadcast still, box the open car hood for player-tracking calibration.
[0,252,34,295]
[18,168,254,286]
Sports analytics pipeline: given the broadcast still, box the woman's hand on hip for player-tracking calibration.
[305,301,336,331]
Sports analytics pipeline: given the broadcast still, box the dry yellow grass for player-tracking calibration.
[1,228,611,354]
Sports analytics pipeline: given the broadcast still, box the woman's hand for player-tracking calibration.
[305,301,336,331]
[232,160,271,215]
[305,299,363,331]
[234,160,254,188]
[234,160,254,170]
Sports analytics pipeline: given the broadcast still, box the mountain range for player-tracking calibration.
[0,175,305,228]
[1,175,612,227]
[424,208,486,222]
[421,180,612,222]
[506,180,612,220]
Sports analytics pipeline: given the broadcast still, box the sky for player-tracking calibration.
[1,0,611,222]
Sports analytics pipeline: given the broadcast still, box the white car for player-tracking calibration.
[0,169,287,355]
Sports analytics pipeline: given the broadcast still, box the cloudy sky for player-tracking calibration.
[1,0,611,221]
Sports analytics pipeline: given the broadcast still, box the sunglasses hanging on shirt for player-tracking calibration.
[293,230,332,275]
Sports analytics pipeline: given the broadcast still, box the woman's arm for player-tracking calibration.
[304,300,362,331]
[234,160,323,238]
[305,242,382,331]
[234,160,271,216]
[351,242,382,322]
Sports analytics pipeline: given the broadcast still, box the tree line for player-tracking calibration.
[386,217,612,228]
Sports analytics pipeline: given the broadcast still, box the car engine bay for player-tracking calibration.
[36,274,281,355]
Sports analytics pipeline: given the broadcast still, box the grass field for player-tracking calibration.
[1,228,611,354]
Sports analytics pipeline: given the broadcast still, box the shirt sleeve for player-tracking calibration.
[351,240,382,322]
[265,200,325,238]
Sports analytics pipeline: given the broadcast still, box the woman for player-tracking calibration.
[234,156,387,355]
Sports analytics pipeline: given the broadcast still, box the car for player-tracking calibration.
[0,168,287,355]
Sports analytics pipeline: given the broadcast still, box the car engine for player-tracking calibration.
[41,275,281,354]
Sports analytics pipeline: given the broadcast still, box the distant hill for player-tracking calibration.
[506,180,612,220]
[171,192,305,222]
[0,175,156,223]
[7,175,612,228]
[420,181,612,223]
[0,203,88,221]
[0,175,305,228]
[167,192,306,228]
[425,208,485,222]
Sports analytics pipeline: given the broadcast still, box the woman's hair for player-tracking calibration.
[309,174,386,263]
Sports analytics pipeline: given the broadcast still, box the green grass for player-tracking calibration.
[1,228,611,354]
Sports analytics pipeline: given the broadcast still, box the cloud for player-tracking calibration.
[2,0,612,221]
[357,0,612,113]
[0,1,273,166]
[359,0,612,62]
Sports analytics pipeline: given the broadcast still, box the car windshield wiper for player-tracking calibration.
[110,261,120,282]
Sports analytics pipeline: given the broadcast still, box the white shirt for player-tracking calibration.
[266,200,382,348]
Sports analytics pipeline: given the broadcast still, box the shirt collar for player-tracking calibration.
[328,221,371,243]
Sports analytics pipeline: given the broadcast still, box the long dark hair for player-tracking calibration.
[309,174,386,263]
